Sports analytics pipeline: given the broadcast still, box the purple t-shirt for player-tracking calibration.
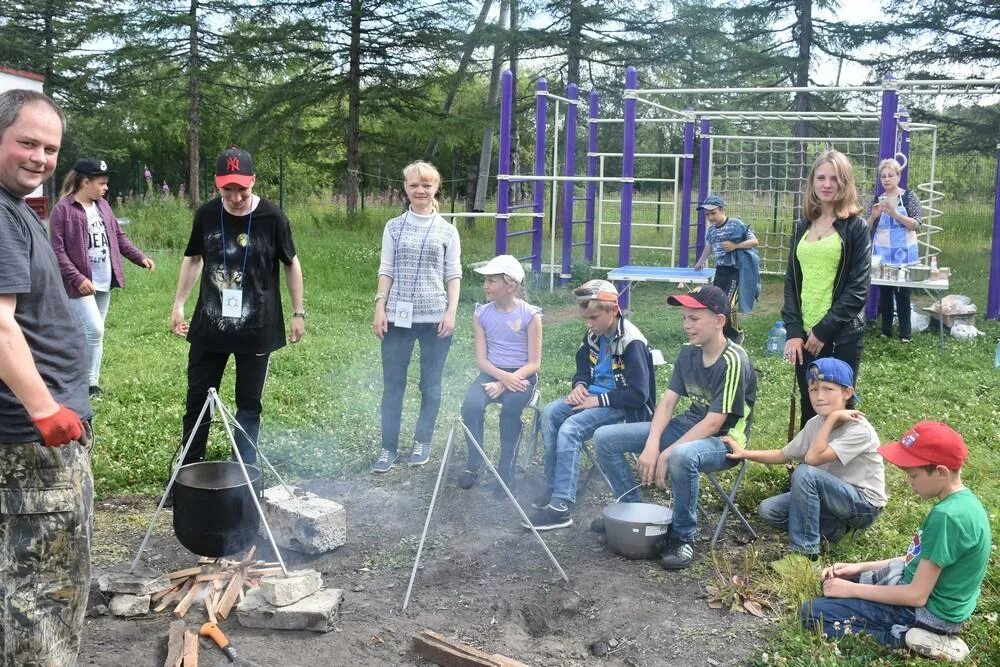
[475,299,541,369]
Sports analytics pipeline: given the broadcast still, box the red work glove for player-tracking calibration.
[32,405,84,447]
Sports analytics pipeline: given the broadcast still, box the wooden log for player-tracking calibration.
[163,620,186,667]
[174,582,204,618]
[182,629,199,667]
[411,630,528,667]
[215,572,244,620]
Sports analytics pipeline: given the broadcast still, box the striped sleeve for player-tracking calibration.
[715,346,746,417]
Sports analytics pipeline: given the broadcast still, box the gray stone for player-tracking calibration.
[259,569,323,607]
[110,594,151,617]
[97,566,172,596]
[236,588,343,632]
[260,486,346,555]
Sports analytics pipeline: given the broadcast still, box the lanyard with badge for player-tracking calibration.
[392,211,434,328]
[220,203,253,319]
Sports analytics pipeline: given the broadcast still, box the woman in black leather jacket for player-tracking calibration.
[781,149,872,426]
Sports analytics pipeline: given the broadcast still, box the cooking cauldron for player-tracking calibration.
[602,502,673,559]
[172,462,261,557]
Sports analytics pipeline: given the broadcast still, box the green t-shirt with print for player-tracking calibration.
[901,487,992,623]
[796,233,842,332]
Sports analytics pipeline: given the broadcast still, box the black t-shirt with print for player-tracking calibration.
[184,197,296,354]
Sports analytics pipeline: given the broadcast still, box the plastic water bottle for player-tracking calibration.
[995,339,1000,369]
[766,321,787,356]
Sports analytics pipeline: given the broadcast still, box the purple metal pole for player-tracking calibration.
[696,117,711,261]
[585,90,599,263]
[496,70,513,256]
[678,110,695,267]
[531,79,547,279]
[618,67,638,310]
[867,75,899,322]
[560,83,578,284]
[898,106,911,189]
[988,143,1000,320]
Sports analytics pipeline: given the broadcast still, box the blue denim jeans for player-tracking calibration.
[759,464,881,555]
[380,323,453,453]
[801,595,914,648]
[69,290,111,386]
[461,372,536,475]
[540,399,625,505]
[594,420,737,543]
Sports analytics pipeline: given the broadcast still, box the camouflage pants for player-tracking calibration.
[0,433,93,667]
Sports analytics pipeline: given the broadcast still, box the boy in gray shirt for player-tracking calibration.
[725,357,886,558]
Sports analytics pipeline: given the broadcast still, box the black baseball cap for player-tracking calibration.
[667,285,730,317]
[215,148,255,188]
[74,158,114,177]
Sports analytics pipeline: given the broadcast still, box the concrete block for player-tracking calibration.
[260,569,323,607]
[110,594,151,617]
[260,486,346,554]
[98,567,172,596]
[236,588,343,633]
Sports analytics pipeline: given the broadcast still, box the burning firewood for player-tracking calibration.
[158,548,281,619]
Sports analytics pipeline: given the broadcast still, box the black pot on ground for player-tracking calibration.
[172,461,262,558]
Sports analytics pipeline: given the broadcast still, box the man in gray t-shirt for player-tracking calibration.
[0,89,93,666]
[726,357,886,557]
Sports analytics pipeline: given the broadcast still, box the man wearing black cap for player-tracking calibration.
[170,147,305,468]
[0,89,93,665]
[595,285,756,569]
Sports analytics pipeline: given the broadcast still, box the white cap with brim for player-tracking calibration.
[474,255,525,284]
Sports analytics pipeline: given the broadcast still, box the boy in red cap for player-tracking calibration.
[801,421,991,662]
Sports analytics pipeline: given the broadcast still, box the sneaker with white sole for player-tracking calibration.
[905,628,970,662]
[408,441,431,466]
[659,539,694,570]
[530,491,551,510]
[520,503,572,531]
[371,449,399,473]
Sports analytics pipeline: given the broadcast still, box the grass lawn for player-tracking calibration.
[98,197,999,665]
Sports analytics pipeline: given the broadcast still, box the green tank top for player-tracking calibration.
[797,233,842,332]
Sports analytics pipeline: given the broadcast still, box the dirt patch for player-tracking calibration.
[79,460,771,666]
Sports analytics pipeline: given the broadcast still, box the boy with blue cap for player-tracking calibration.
[693,194,759,342]
[725,357,886,557]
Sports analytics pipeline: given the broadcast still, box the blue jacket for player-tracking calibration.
[571,316,656,423]
[734,247,760,314]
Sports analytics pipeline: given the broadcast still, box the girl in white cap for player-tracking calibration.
[458,255,542,491]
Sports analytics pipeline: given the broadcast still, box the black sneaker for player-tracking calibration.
[530,492,551,510]
[89,385,102,398]
[659,539,694,570]
[458,469,480,489]
[521,503,572,531]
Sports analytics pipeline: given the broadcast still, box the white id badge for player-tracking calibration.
[222,288,243,318]
[394,301,414,328]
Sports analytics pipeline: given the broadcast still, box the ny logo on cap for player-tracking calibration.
[99,160,108,171]
[901,432,918,448]
[226,156,240,173]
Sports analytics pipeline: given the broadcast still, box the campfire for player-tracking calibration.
[152,547,282,621]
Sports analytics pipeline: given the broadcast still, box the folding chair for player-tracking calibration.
[700,459,757,549]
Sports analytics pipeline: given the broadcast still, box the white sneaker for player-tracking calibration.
[905,628,970,662]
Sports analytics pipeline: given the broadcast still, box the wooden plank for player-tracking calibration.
[412,630,528,667]
[167,566,204,580]
[195,572,230,582]
[152,584,180,603]
[155,580,191,613]
[204,592,218,625]
[182,630,199,667]
[215,572,244,620]
[246,567,283,577]
[164,620,186,667]
[174,582,204,618]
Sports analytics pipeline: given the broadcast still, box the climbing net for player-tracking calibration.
[707,135,880,275]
